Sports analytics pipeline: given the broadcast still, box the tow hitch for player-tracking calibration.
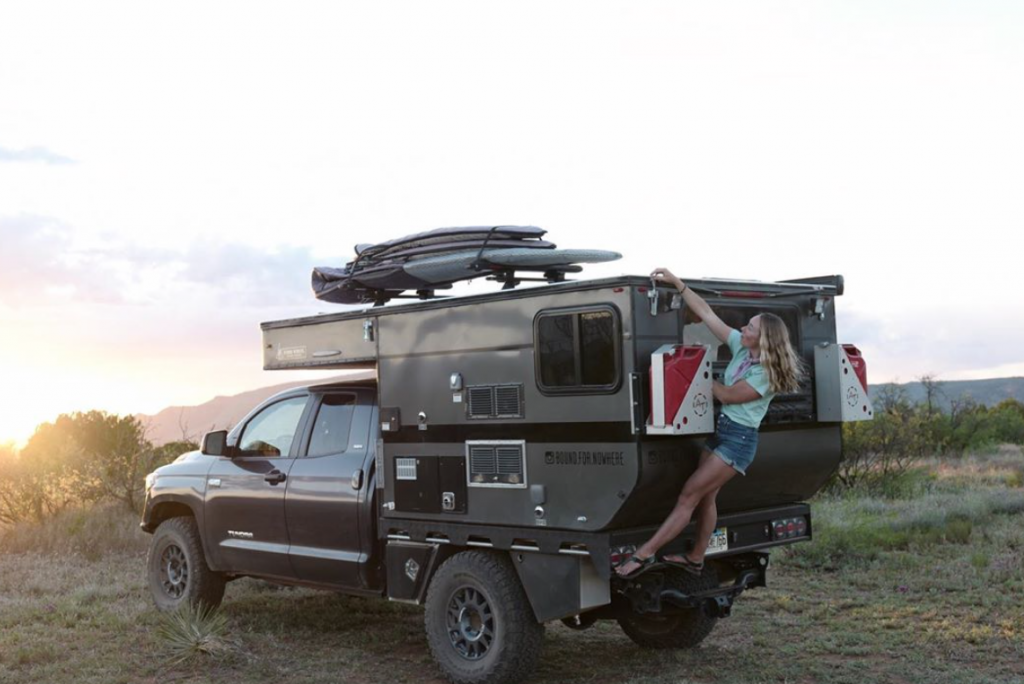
[619,563,766,619]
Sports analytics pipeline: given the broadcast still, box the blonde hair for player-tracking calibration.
[758,313,803,394]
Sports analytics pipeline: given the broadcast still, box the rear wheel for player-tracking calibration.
[147,517,226,611]
[617,566,719,649]
[424,551,544,684]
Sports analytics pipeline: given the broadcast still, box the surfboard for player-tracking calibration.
[311,226,620,305]
[401,248,621,284]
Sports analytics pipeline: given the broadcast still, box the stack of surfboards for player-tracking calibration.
[312,225,621,304]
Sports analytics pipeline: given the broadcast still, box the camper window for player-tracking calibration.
[684,303,803,382]
[535,306,620,394]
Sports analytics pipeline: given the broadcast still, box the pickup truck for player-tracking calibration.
[142,273,870,684]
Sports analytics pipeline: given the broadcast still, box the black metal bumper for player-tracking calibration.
[621,553,769,619]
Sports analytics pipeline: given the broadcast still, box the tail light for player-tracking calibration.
[771,517,809,541]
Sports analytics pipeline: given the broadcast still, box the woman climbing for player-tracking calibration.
[614,267,804,578]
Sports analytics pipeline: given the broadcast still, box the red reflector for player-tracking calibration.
[721,290,767,298]
[638,287,648,293]
[614,288,624,293]
[843,344,869,393]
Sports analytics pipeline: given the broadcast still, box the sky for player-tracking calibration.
[1,1,1023,445]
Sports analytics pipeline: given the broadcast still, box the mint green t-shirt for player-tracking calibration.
[721,329,775,429]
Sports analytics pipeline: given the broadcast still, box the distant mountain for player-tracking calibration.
[138,371,374,445]
[869,377,1024,411]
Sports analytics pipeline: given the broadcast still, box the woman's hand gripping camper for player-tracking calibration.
[614,267,805,579]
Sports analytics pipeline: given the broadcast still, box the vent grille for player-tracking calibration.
[469,447,497,475]
[496,447,524,475]
[467,387,494,418]
[467,384,523,419]
[495,385,522,417]
[395,457,418,481]
[467,442,525,487]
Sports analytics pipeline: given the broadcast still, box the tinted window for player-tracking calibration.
[307,394,356,457]
[238,397,307,457]
[579,311,615,385]
[536,307,619,393]
[538,314,577,386]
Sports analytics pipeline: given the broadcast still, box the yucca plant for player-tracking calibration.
[156,601,233,665]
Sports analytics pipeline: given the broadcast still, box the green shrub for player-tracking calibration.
[156,602,235,665]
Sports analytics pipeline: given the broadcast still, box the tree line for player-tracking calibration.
[0,412,196,525]
[836,375,1024,489]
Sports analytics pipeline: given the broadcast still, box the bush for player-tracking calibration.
[0,414,198,524]
[156,602,235,665]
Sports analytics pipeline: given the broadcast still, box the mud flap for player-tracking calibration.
[510,551,611,623]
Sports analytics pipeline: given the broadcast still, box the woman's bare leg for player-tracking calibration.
[615,450,736,576]
[664,489,719,564]
[666,451,721,564]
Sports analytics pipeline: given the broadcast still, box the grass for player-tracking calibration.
[1,449,1023,684]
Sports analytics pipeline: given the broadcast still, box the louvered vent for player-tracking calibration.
[495,385,523,417]
[467,441,526,487]
[496,447,523,475]
[467,386,494,418]
[469,446,497,475]
[467,384,523,419]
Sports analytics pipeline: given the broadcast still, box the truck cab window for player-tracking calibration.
[307,394,356,457]
[237,396,308,457]
[535,307,620,393]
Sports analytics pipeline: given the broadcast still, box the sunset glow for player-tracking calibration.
[2,2,1023,446]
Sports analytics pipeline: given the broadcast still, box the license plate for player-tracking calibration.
[706,527,728,555]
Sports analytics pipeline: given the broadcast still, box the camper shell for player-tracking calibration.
[262,274,846,523]
[143,272,870,684]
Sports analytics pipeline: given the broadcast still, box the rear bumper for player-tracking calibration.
[608,502,812,563]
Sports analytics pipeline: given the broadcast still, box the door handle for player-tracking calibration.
[265,470,287,485]
[351,469,364,490]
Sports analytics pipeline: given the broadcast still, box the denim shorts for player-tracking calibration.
[704,414,760,475]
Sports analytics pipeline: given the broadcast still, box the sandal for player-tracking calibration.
[614,553,658,579]
[661,554,704,576]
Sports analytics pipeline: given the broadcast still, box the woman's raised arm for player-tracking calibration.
[650,267,735,344]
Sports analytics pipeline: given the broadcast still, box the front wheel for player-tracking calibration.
[147,516,226,611]
[424,551,544,684]
[617,566,719,649]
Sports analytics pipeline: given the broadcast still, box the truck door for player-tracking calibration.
[204,394,311,580]
[284,390,373,588]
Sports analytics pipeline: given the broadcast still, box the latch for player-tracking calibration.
[812,297,829,321]
[648,278,683,316]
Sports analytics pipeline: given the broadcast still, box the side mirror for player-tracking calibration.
[202,430,231,457]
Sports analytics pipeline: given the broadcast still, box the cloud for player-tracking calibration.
[0,214,322,310]
[175,240,317,307]
[0,146,75,165]
[838,306,1024,383]
[0,215,130,305]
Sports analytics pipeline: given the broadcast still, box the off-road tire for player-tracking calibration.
[147,516,226,612]
[617,566,719,649]
[424,551,544,684]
